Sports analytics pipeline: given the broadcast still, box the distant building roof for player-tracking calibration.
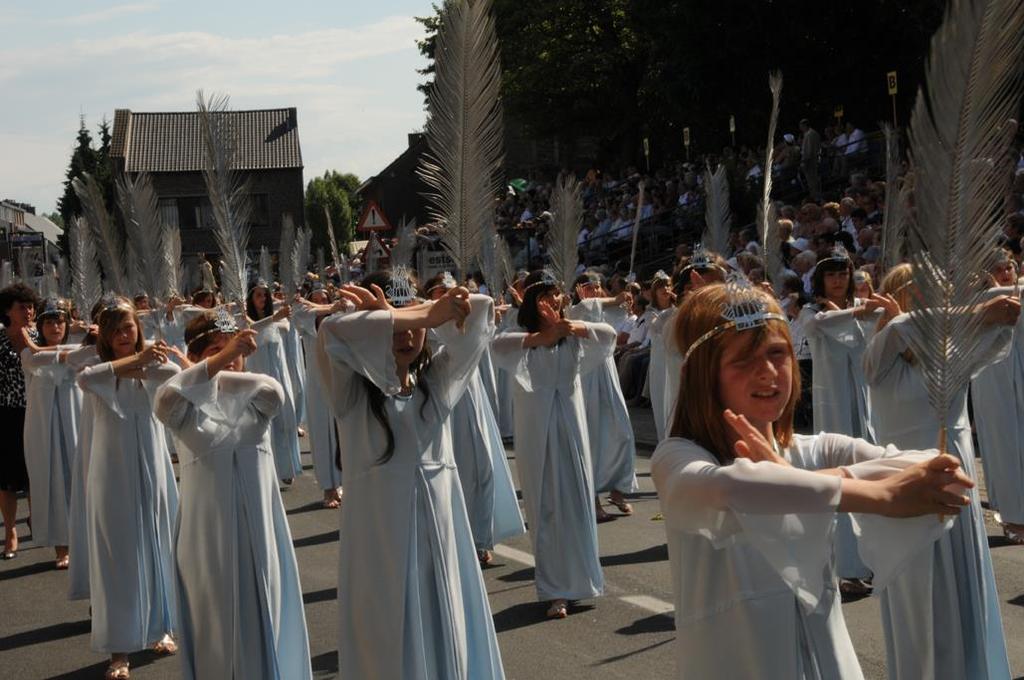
[111,108,303,173]
[22,212,62,245]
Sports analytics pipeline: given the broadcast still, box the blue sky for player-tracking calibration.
[0,0,436,215]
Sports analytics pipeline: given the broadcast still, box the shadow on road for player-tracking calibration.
[0,619,91,651]
[600,544,668,568]
[303,588,337,605]
[615,613,674,635]
[293,530,339,548]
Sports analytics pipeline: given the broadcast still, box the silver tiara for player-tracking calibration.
[827,242,851,262]
[386,266,417,307]
[652,269,671,283]
[690,243,711,269]
[185,305,240,351]
[39,295,68,319]
[525,268,560,292]
[681,272,787,367]
[441,271,457,289]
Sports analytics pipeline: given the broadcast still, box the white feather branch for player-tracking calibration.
[547,174,582,290]
[117,172,169,301]
[196,90,252,306]
[417,0,505,275]
[759,72,784,289]
[702,163,732,255]
[68,216,102,320]
[72,172,128,293]
[904,0,1024,436]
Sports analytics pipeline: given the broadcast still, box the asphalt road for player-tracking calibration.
[2,408,1023,679]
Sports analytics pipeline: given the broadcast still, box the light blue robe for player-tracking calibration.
[651,433,952,680]
[971,287,1024,525]
[491,323,615,601]
[282,319,307,425]
[864,312,1012,680]
[317,295,506,680]
[77,360,180,653]
[21,345,83,547]
[799,303,877,580]
[493,309,518,440]
[67,346,99,600]
[647,307,674,442]
[431,325,524,551]
[244,315,302,481]
[154,362,312,680]
[293,305,342,491]
[568,299,638,494]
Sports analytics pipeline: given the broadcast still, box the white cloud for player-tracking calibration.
[56,3,160,26]
[0,15,429,213]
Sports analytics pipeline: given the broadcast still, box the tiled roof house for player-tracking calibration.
[110,107,305,259]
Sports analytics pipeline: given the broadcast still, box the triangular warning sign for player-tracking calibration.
[356,200,394,232]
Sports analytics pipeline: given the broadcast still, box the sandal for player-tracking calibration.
[152,635,177,655]
[839,578,872,597]
[322,488,343,509]
[55,555,70,570]
[1003,523,1024,545]
[608,494,634,516]
[105,659,130,680]
[546,599,568,619]
[595,499,613,523]
[477,549,493,566]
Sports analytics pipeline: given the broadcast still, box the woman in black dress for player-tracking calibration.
[0,283,39,559]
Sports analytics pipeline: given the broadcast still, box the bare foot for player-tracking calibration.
[477,549,493,566]
[322,488,342,509]
[608,490,634,515]
[546,599,569,619]
[55,546,69,570]
[3,529,17,559]
[106,654,129,679]
[152,634,177,655]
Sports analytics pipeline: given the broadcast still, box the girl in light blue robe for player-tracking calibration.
[316,275,505,680]
[154,317,312,680]
[865,267,1015,680]
[77,299,180,678]
[970,275,1024,542]
[654,281,970,679]
[67,343,99,601]
[243,284,302,482]
[798,251,879,584]
[293,296,343,506]
[567,278,637,519]
[20,300,81,567]
[423,274,525,563]
[490,270,612,619]
[493,305,518,439]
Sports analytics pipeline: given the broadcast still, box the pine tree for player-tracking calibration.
[55,117,115,255]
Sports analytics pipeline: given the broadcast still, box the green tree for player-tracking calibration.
[55,117,115,254]
[305,171,354,254]
[414,4,442,106]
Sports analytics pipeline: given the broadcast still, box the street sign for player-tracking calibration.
[417,247,457,282]
[10,232,43,246]
[355,200,393,232]
[886,71,898,95]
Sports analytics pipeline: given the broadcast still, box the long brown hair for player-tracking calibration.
[95,298,144,362]
[668,284,800,463]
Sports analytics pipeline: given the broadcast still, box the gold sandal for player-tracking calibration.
[105,659,130,680]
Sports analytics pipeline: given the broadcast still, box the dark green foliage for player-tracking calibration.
[55,117,115,255]
[305,170,358,253]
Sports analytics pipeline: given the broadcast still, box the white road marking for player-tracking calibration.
[492,545,675,617]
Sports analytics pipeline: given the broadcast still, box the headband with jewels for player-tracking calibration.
[680,243,727,276]
[826,242,851,262]
[524,269,560,293]
[98,293,134,318]
[386,266,417,307]
[186,306,241,351]
[680,272,788,368]
[651,270,671,284]
[425,271,458,296]
[39,296,69,319]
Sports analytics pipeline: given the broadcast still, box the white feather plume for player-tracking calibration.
[165,227,184,298]
[391,217,418,269]
[279,214,298,296]
[196,90,251,306]
[879,124,910,274]
[323,207,342,276]
[68,216,102,320]
[117,172,169,301]
[702,163,732,255]
[258,246,273,288]
[416,0,505,275]
[758,72,784,289]
[903,0,1024,435]
[547,174,582,290]
[72,172,128,293]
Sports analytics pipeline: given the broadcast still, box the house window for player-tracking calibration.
[170,195,267,229]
